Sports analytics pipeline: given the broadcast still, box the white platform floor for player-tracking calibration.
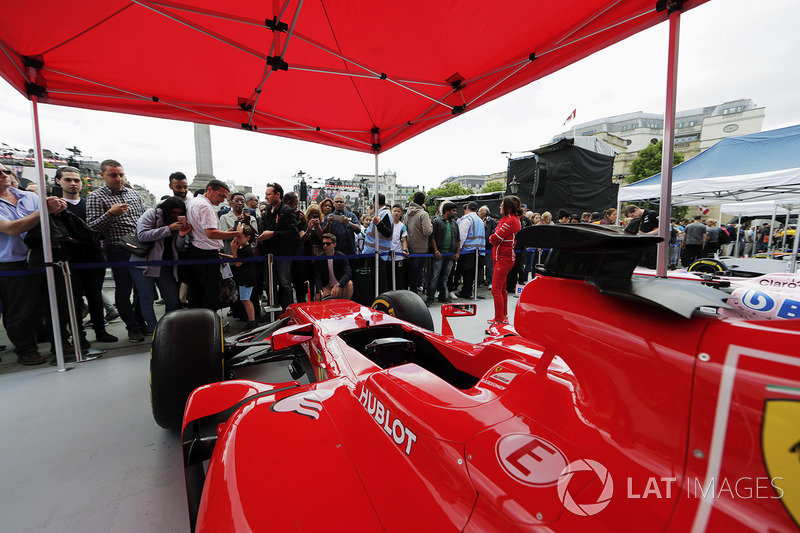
[0,287,516,532]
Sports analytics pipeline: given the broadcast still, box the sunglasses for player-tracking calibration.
[0,169,13,175]
[322,242,334,246]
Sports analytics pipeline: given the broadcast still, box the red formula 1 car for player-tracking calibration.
[151,224,800,532]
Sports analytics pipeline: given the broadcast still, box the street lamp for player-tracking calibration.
[508,175,519,194]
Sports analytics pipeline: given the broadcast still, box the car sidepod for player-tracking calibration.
[189,376,480,532]
[192,380,385,532]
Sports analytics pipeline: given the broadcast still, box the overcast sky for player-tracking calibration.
[0,0,798,200]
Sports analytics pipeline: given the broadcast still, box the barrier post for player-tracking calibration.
[473,248,479,301]
[59,261,104,363]
[391,250,396,291]
[263,253,282,321]
[374,250,380,299]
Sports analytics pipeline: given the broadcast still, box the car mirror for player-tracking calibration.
[271,323,315,351]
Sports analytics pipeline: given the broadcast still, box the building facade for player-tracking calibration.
[551,98,765,179]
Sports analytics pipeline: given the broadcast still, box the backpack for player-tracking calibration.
[718,226,732,245]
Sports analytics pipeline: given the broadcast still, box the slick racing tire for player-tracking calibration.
[372,290,435,331]
[151,309,224,430]
[687,258,726,275]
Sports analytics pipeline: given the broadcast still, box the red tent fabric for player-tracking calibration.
[0,0,707,153]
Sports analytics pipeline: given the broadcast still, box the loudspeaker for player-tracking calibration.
[531,164,547,196]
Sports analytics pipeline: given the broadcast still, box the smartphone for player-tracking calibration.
[178,216,186,222]
[52,185,63,198]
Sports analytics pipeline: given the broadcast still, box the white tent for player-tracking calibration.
[619,125,800,206]
[719,199,800,218]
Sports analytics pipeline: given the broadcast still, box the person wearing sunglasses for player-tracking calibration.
[313,233,353,301]
[0,163,67,365]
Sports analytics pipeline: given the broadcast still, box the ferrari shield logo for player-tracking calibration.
[762,399,800,525]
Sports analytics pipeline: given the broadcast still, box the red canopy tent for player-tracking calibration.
[0,0,707,367]
[0,0,706,153]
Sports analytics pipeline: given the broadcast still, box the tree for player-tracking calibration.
[627,141,684,184]
[426,182,474,217]
[481,181,505,193]
[427,182,473,198]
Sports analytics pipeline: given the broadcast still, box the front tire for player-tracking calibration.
[371,290,434,331]
[687,258,726,274]
[151,309,224,429]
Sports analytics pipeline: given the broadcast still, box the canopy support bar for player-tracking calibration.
[28,76,67,370]
[656,7,681,278]
[374,151,380,299]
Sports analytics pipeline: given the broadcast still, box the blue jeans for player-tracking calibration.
[670,242,681,266]
[129,267,180,332]
[427,256,454,300]
[106,244,139,332]
[524,249,537,280]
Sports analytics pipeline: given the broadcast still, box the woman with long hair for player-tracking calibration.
[599,208,618,225]
[489,195,522,327]
[129,197,191,333]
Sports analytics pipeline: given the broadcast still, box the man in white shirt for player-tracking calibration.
[185,179,243,310]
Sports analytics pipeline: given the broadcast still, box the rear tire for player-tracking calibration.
[151,309,224,429]
[371,290,434,331]
[687,258,726,274]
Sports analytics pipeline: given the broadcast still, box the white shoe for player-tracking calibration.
[449,292,458,300]
[487,284,492,290]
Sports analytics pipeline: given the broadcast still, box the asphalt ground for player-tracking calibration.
[0,282,518,532]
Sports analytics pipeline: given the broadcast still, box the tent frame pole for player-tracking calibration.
[733,214,742,257]
[790,208,799,273]
[374,152,380,298]
[656,7,681,278]
[29,89,69,371]
[768,203,777,258]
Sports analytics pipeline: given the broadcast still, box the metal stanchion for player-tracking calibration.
[59,261,103,363]
[374,250,380,298]
[263,253,282,321]
[473,248,479,301]
[391,250,396,291]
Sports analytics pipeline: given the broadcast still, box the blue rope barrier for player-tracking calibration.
[0,249,482,277]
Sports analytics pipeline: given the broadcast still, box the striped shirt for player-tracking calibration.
[86,184,145,246]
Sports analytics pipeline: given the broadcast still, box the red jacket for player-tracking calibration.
[489,214,521,262]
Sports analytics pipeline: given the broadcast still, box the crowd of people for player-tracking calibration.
[0,156,785,366]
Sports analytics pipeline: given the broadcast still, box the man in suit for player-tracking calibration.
[314,233,353,300]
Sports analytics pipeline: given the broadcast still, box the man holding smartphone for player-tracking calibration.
[86,159,146,342]
[325,194,360,273]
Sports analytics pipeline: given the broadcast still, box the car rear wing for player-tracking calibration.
[517,224,729,318]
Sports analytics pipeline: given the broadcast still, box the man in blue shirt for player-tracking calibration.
[0,163,67,364]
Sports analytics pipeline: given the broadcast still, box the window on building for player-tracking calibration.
[722,106,744,115]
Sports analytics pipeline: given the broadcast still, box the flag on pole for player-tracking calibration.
[698,205,709,215]
[563,108,576,125]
